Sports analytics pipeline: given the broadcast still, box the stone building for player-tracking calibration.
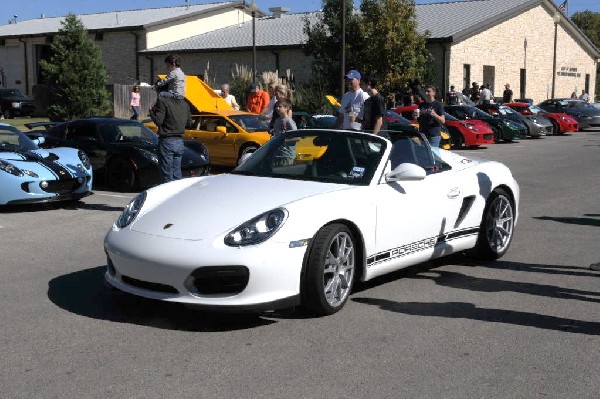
[0,0,598,105]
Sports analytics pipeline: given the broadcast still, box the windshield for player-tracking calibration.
[0,126,38,151]
[102,122,158,143]
[232,130,387,185]
[528,105,545,114]
[229,114,270,132]
[0,89,26,98]
[566,101,593,109]
[447,106,491,120]
[498,106,518,116]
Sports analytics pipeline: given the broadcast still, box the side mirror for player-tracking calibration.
[216,126,227,134]
[32,136,45,146]
[385,163,426,182]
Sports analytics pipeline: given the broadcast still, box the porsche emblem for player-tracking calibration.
[163,223,173,229]
[59,170,66,175]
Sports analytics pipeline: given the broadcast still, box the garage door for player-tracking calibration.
[0,45,25,92]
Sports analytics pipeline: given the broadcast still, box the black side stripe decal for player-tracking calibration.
[367,228,479,267]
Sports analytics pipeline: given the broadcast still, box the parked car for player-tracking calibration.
[444,105,526,142]
[537,99,600,130]
[388,104,451,149]
[104,128,519,315]
[0,88,35,119]
[478,103,551,138]
[0,123,92,205]
[503,102,578,134]
[26,118,210,191]
[591,102,600,110]
[292,111,337,129]
[444,112,495,149]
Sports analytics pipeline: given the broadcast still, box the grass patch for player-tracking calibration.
[0,117,50,131]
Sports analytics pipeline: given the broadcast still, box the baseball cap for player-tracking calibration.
[345,70,361,80]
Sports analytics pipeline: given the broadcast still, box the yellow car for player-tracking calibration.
[147,76,272,167]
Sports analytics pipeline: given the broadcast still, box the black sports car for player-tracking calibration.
[445,105,526,142]
[477,103,553,137]
[26,118,210,191]
[537,99,600,130]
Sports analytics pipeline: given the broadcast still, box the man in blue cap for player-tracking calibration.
[334,69,370,130]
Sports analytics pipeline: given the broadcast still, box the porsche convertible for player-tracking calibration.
[0,123,92,205]
[104,128,519,315]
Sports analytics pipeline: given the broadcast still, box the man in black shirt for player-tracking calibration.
[417,85,445,147]
[502,83,513,103]
[149,95,192,183]
[361,75,387,135]
[446,85,459,105]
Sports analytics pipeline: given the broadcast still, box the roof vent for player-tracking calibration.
[269,7,289,18]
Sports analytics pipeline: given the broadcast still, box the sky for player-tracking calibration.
[2,0,599,24]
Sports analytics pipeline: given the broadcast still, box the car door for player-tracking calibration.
[66,122,108,170]
[185,115,238,164]
[372,136,465,264]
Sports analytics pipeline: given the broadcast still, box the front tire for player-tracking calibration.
[469,189,515,260]
[107,158,137,192]
[238,143,259,165]
[303,224,356,315]
[450,129,464,149]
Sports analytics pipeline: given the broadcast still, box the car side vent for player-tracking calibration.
[455,195,476,228]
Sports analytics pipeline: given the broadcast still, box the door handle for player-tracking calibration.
[447,187,461,199]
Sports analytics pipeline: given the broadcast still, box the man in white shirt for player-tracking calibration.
[479,83,493,105]
[334,70,370,130]
[579,90,590,102]
[220,84,239,110]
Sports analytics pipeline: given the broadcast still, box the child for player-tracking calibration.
[271,98,297,166]
[130,85,140,120]
[155,54,185,99]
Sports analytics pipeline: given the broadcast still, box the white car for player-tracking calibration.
[104,129,519,315]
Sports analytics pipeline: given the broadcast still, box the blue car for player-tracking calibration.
[0,123,92,205]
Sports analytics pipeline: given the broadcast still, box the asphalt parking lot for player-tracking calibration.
[1,130,599,398]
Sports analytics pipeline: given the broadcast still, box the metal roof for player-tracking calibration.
[0,1,243,37]
[143,12,320,52]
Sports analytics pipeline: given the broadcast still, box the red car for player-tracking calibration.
[394,104,494,148]
[444,112,495,149]
[504,102,578,134]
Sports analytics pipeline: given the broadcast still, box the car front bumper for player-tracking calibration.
[104,227,308,310]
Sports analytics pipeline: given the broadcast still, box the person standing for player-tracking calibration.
[246,83,270,114]
[480,83,493,105]
[416,85,445,148]
[334,70,369,130]
[502,83,513,103]
[130,85,141,120]
[446,85,459,105]
[266,85,289,131]
[271,98,297,166]
[579,90,590,102]
[149,93,192,183]
[469,82,480,103]
[361,75,386,135]
[220,83,239,110]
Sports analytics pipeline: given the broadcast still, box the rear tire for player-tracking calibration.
[469,189,515,260]
[302,224,356,316]
[107,158,137,192]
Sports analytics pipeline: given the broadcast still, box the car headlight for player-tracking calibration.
[225,208,288,246]
[115,191,147,228]
[78,150,91,169]
[463,123,476,131]
[0,159,24,176]
[139,149,159,163]
[11,102,22,109]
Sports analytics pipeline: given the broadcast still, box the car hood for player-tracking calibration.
[131,174,350,240]
[1,95,33,102]
[565,108,600,116]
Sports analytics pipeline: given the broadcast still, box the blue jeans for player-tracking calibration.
[159,137,184,183]
[427,135,441,148]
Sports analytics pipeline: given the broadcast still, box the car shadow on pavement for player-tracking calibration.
[0,200,123,213]
[533,215,600,227]
[352,297,600,335]
[47,266,276,331]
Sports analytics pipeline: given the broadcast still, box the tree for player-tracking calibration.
[359,0,432,97]
[304,0,431,104]
[303,0,363,97]
[40,13,111,121]
[571,11,600,101]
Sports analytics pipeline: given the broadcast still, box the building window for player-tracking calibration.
[585,73,590,94]
[520,69,527,99]
[483,65,495,94]
[463,64,471,93]
[95,33,104,41]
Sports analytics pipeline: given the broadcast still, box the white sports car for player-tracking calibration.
[104,129,519,315]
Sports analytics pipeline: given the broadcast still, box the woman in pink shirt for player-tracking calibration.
[130,85,141,120]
